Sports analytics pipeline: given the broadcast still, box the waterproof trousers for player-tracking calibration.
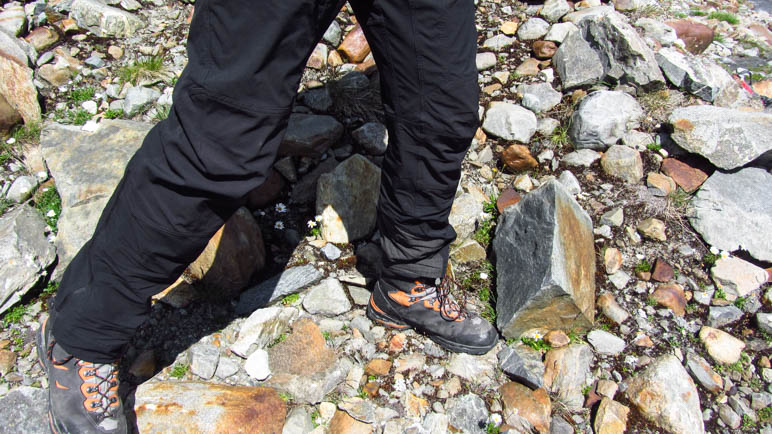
[52,0,480,363]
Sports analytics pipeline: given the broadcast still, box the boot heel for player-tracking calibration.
[366,297,408,330]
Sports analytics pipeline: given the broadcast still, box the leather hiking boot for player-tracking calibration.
[367,276,498,355]
[37,315,127,434]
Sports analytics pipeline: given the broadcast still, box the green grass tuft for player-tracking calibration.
[2,304,29,327]
[35,186,62,234]
[118,56,165,85]
[708,11,739,25]
[169,363,188,378]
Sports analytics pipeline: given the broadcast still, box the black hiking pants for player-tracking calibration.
[52,0,480,363]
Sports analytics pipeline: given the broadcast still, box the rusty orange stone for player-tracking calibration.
[339,24,371,63]
[496,187,522,214]
[660,158,707,193]
[502,144,538,171]
[652,283,686,316]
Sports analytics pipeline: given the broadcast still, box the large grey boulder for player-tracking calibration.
[553,30,604,89]
[656,48,734,102]
[624,354,705,434]
[579,11,665,89]
[40,120,147,277]
[690,168,771,262]
[279,113,343,158]
[316,154,380,243]
[482,102,537,142]
[0,386,49,433]
[669,106,772,170]
[569,91,643,150]
[69,0,144,37]
[493,180,595,339]
[0,206,56,314]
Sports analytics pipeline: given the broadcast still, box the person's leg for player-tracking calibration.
[41,0,345,432]
[352,0,497,354]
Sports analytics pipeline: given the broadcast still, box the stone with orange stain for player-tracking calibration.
[389,332,406,353]
[328,49,343,67]
[594,398,629,434]
[652,283,686,316]
[499,382,551,433]
[543,344,593,411]
[364,359,391,377]
[544,330,570,348]
[355,53,376,73]
[650,258,674,282]
[24,26,59,51]
[501,144,538,171]
[339,24,370,63]
[603,248,622,275]
[624,354,705,434]
[664,20,714,54]
[660,158,707,193]
[500,20,519,35]
[328,410,373,434]
[362,381,379,398]
[404,392,430,418]
[496,187,522,214]
[306,43,327,70]
[699,326,745,364]
[754,80,772,99]
[134,381,286,433]
[533,40,557,59]
[0,350,16,376]
[633,335,654,347]
[0,54,40,125]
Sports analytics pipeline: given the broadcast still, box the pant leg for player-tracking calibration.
[351,0,480,280]
[52,0,345,363]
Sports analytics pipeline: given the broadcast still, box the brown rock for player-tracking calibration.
[545,330,570,348]
[753,80,772,99]
[636,271,651,281]
[0,54,41,124]
[766,268,772,283]
[604,248,623,275]
[389,332,406,352]
[652,283,686,316]
[0,349,16,376]
[637,218,666,241]
[108,45,123,59]
[633,335,654,347]
[268,319,334,376]
[329,410,373,434]
[646,172,676,195]
[571,89,587,105]
[596,380,618,399]
[502,144,538,171]
[355,53,376,73]
[501,20,519,35]
[496,187,522,213]
[404,392,429,418]
[364,359,392,377]
[37,64,70,86]
[515,57,542,76]
[306,44,327,70]
[245,169,285,210]
[0,93,21,133]
[651,258,674,283]
[185,207,265,299]
[665,20,714,54]
[483,83,502,95]
[363,381,379,398]
[759,356,771,369]
[533,41,557,59]
[594,398,629,434]
[499,382,551,434]
[660,158,707,193]
[474,127,487,144]
[134,382,286,433]
[24,27,59,51]
[597,292,630,325]
[339,24,370,63]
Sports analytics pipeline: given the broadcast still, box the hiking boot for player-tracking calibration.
[37,315,127,434]
[366,276,498,355]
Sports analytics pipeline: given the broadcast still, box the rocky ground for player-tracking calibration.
[1,0,772,433]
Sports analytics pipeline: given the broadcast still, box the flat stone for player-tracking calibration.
[476,52,497,71]
[699,326,745,365]
[519,83,562,114]
[448,193,483,242]
[651,283,686,316]
[482,102,537,142]
[515,57,543,76]
[635,18,677,46]
[690,168,772,262]
[646,172,676,196]
[450,239,487,264]
[447,352,497,386]
[364,359,392,377]
[283,407,314,434]
[317,155,380,243]
[603,248,622,275]
[494,180,595,339]
[483,34,516,51]
[557,171,581,195]
[637,218,666,241]
[497,343,545,389]
[563,149,601,167]
[6,175,37,203]
[543,344,593,411]
[594,398,629,434]
[69,0,143,37]
[597,292,629,325]
[517,18,551,40]
[685,351,723,394]
[670,106,772,170]
[0,386,48,433]
[499,382,551,433]
[0,3,26,36]
[244,349,271,381]
[0,52,40,124]
[302,278,351,316]
[280,113,343,158]
[230,306,299,357]
[608,271,631,290]
[707,305,744,328]
[496,188,522,213]
[601,145,643,184]
[600,208,623,227]
[188,343,220,380]
[624,354,704,434]
[321,243,342,261]
[719,405,742,429]
[500,20,519,35]
[347,285,370,306]
[562,6,615,23]
[541,0,572,22]
[134,382,285,432]
[711,257,768,299]
[758,313,772,335]
[587,330,625,356]
[569,91,643,151]
[545,330,570,348]
[446,393,489,434]
[650,258,673,282]
[236,265,323,315]
[660,158,706,193]
[553,30,604,89]
[339,397,376,424]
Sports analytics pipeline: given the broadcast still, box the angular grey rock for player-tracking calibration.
[6,175,37,203]
[541,0,572,22]
[320,242,341,261]
[316,154,380,243]
[624,354,705,434]
[751,392,772,410]
[600,208,623,227]
[563,5,615,23]
[519,83,562,114]
[482,34,515,51]
[569,91,643,150]
[707,306,744,328]
[0,206,56,314]
[187,343,220,380]
[423,412,449,433]
[757,313,772,335]
[0,386,48,433]
[351,122,388,156]
[494,180,595,339]
[537,117,560,136]
[446,393,489,434]
[0,3,26,36]
[544,344,593,411]
[689,168,772,262]
[347,285,371,306]
[236,264,323,314]
[545,22,578,44]
[448,193,483,243]
[587,330,625,355]
[340,397,377,424]
[656,48,734,102]
[608,271,631,290]
[482,103,537,142]
[290,158,336,204]
[635,18,677,46]
[562,149,601,167]
[300,87,333,113]
[302,278,351,316]
[685,351,722,394]
[497,343,545,389]
[40,121,148,276]
[283,407,314,434]
[578,11,665,89]
[0,28,32,65]
[447,352,497,386]
[669,106,772,170]
[69,0,144,37]
[550,416,575,434]
[122,86,160,116]
[600,145,643,184]
[719,405,742,429]
[244,349,271,381]
[476,52,497,71]
[230,306,299,357]
[517,18,550,40]
[214,357,240,379]
[557,171,581,195]
[280,113,343,158]
[553,30,604,89]
[322,21,342,46]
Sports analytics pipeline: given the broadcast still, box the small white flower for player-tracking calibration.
[274,221,285,230]
[275,203,287,213]
[5,137,15,145]
[307,220,317,228]
[488,414,502,426]
[719,250,730,259]
[46,209,57,217]
[479,272,489,280]
[710,246,720,255]
[393,378,406,392]
[315,215,323,222]
[658,148,669,158]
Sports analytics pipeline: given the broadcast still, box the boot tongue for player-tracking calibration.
[51,343,73,364]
